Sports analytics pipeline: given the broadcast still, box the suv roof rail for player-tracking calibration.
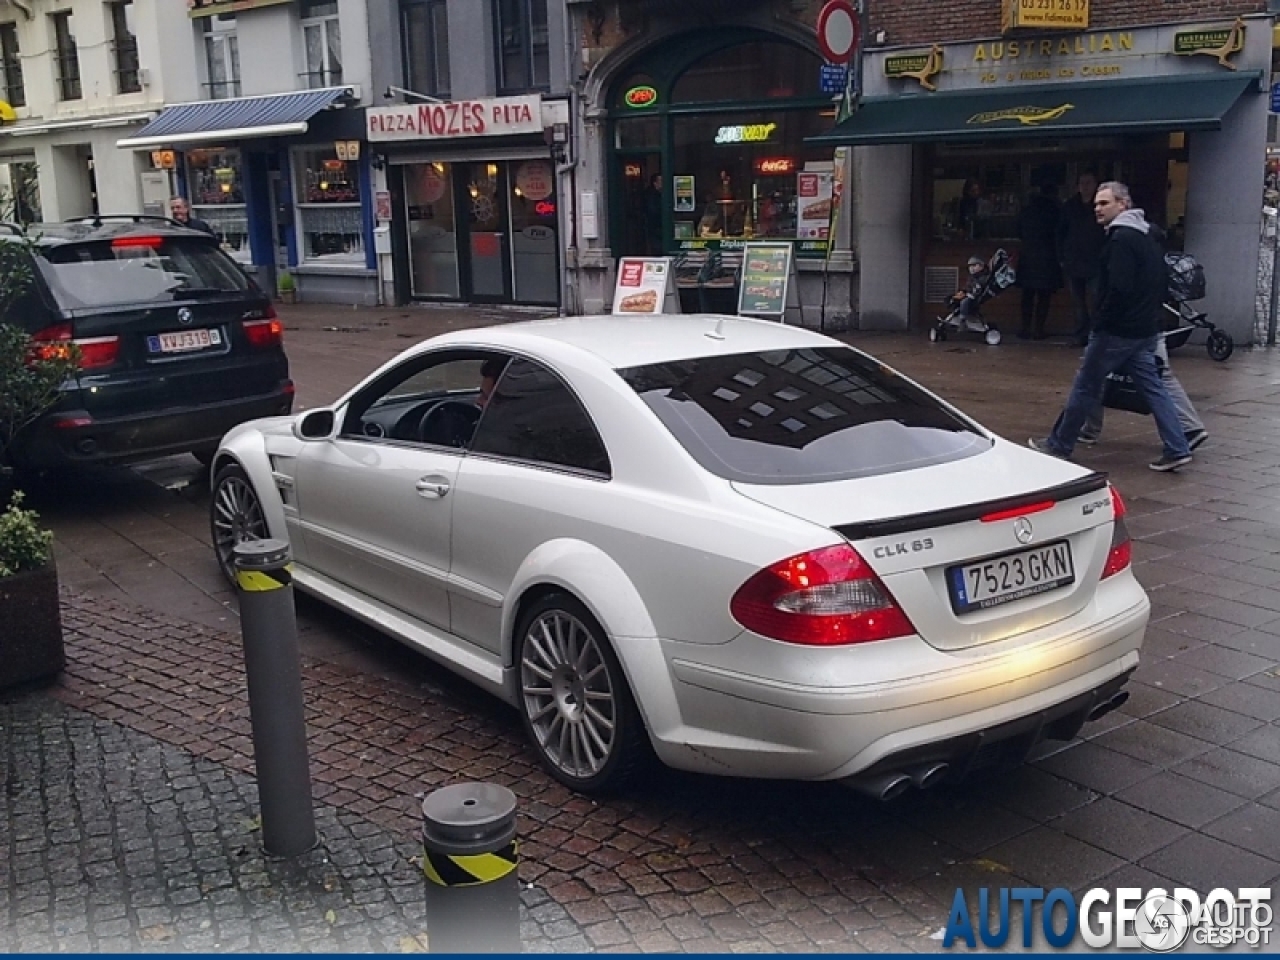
[0,221,26,236]
[63,214,189,229]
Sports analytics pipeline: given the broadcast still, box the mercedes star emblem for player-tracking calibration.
[177,307,194,326]
[1013,517,1034,544]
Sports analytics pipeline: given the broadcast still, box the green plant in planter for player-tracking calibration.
[0,490,52,576]
[276,270,296,294]
[0,236,79,483]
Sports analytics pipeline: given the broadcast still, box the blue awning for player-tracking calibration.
[117,86,356,149]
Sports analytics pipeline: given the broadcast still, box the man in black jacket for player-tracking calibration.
[1029,182,1192,472]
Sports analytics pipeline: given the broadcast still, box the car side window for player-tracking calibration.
[341,352,500,447]
[470,357,611,476]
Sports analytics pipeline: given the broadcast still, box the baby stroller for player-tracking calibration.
[1162,251,1232,361]
[931,249,1017,346]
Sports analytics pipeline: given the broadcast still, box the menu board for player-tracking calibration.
[612,257,679,315]
[796,171,834,240]
[673,176,696,213]
[737,243,795,318]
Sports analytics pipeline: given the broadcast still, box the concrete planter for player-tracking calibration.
[0,561,64,689]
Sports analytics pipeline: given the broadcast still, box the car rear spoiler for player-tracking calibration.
[833,472,1109,541]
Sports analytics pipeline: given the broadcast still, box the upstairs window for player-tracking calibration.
[203,14,240,99]
[301,0,342,89]
[109,0,140,94]
[51,11,81,101]
[0,23,23,108]
[401,0,449,98]
[494,0,548,94]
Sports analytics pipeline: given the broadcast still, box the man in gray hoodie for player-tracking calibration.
[1029,182,1192,472]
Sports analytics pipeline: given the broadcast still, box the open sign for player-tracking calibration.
[534,200,556,217]
[624,85,658,108]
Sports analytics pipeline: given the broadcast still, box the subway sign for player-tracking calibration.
[714,123,777,144]
[624,85,658,108]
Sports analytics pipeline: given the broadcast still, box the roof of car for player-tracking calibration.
[427,314,840,369]
[0,217,216,247]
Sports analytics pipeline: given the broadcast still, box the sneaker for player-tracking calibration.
[1077,435,1099,447]
[1150,453,1193,472]
[1028,437,1067,458]
[1185,429,1209,452]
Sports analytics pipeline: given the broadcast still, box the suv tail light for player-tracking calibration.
[242,305,283,349]
[30,323,119,370]
[730,544,916,646]
[1101,484,1132,580]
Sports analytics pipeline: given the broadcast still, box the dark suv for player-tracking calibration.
[2,216,293,470]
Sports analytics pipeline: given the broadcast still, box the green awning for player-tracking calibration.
[808,73,1261,147]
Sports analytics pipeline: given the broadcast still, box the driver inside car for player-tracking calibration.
[419,356,507,448]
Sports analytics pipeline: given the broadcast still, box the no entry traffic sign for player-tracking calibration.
[817,0,859,66]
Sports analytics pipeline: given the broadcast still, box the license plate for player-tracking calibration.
[147,328,221,354]
[948,540,1074,614]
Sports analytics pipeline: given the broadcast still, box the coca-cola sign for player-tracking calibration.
[368,95,543,142]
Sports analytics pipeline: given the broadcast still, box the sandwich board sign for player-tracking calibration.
[612,257,680,314]
[738,242,801,322]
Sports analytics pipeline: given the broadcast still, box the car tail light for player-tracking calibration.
[730,544,916,646]
[1101,484,1132,580]
[111,235,163,249]
[243,306,283,348]
[30,323,119,370]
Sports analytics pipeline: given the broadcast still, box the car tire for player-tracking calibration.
[210,462,269,586]
[515,592,651,794]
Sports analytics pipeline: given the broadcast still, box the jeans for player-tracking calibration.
[1081,336,1204,439]
[1046,332,1191,459]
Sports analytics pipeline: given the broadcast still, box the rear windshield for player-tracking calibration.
[618,346,989,485]
[37,237,251,310]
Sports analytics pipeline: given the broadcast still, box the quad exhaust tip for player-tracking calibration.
[844,762,950,802]
[1087,690,1130,723]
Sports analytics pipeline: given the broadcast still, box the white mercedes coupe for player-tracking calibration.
[210,315,1148,798]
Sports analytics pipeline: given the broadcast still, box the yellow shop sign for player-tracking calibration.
[974,32,1132,62]
[884,45,944,91]
[1002,0,1089,32]
[967,104,1075,126]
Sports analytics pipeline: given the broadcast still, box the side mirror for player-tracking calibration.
[294,408,336,440]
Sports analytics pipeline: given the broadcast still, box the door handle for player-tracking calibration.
[416,476,451,499]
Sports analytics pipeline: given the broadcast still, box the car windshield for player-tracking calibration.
[36,236,250,310]
[618,346,990,485]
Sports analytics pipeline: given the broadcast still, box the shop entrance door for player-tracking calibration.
[617,154,662,257]
[461,161,511,302]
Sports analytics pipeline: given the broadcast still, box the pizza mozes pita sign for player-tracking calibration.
[368,95,543,142]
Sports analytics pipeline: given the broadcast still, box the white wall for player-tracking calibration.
[853,144,914,329]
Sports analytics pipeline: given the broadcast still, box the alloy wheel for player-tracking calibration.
[212,469,267,583]
[520,609,618,781]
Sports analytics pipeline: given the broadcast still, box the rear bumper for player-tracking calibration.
[15,381,294,468]
[650,586,1148,782]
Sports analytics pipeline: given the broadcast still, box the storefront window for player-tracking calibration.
[671,41,821,104]
[405,161,458,298]
[185,146,249,262]
[510,158,557,304]
[295,146,364,263]
[670,110,832,246]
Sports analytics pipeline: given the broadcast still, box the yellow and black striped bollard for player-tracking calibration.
[234,538,316,857]
[422,781,520,952]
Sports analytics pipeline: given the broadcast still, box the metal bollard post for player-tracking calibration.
[233,538,317,857]
[422,782,520,954]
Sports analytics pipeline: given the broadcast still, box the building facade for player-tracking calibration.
[823,0,1272,344]
[0,0,194,224]
[564,0,855,324]
[362,0,573,309]
[117,0,377,305]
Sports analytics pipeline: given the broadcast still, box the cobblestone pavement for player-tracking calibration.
[5,305,1280,952]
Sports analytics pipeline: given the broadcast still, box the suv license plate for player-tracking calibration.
[148,328,221,354]
[948,540,1074,614]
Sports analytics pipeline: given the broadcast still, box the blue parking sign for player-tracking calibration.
[1272,82,1280,113]
[821,62,848,95]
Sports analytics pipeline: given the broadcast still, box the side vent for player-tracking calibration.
[924,266,959,304]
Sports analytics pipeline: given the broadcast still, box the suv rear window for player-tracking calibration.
[36,237,250,310]
[618,346,989,485]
